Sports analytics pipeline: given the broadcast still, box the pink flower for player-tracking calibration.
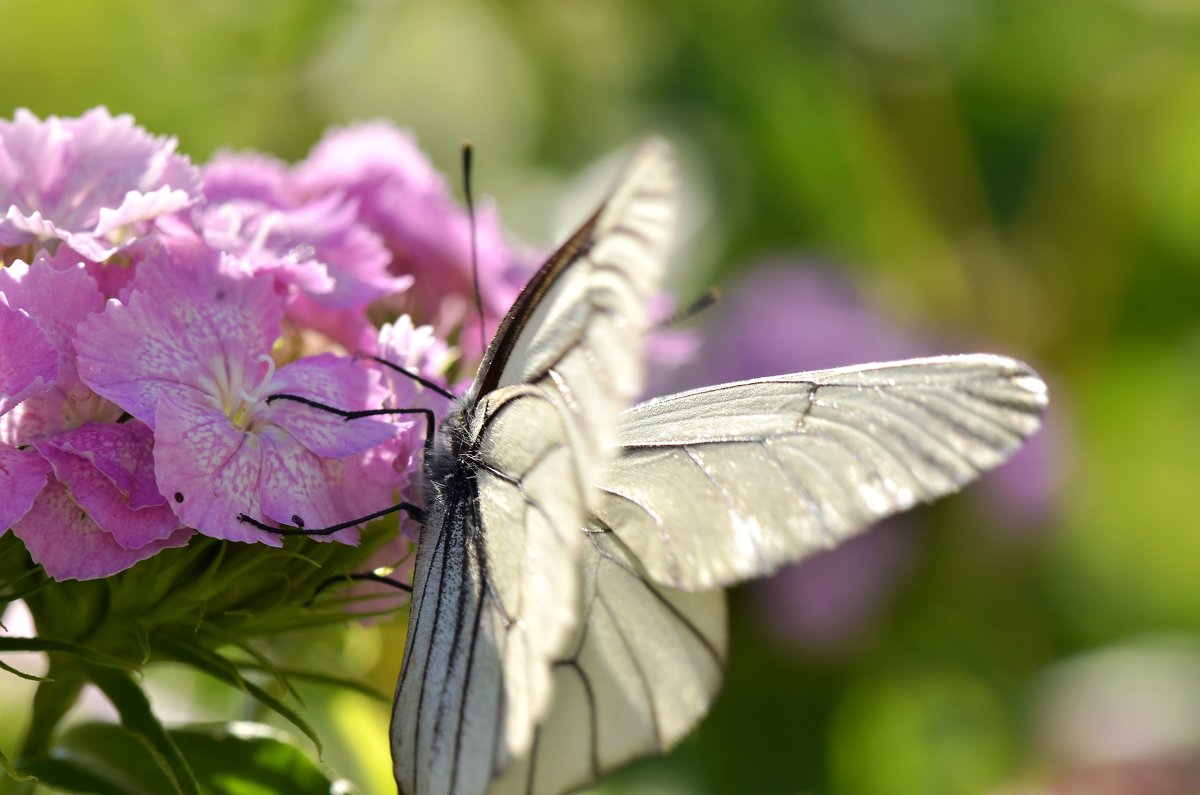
[0,251,114,446]
[75,247,408,545]
[11,422,192,581]
[0,108,200,262]
[193,151,411,349]
[292,122,534,357]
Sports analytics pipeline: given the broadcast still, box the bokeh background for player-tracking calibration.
[3,1,1199,793]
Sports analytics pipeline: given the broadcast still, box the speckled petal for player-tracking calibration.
[258,427,360,544]
[12,478,192,581]
[35,433,181,550]
[0,254,105,386]
[264,354,400,458]
[76,249,283,423]
[153,393,275,545]
[41,421,165,510]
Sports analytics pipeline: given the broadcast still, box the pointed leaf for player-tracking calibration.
[87,666,199,795]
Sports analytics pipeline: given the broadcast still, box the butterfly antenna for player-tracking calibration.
[662,287,722,327]
[462,142,487,356]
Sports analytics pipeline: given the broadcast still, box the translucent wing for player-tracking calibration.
[392,141,679,795]
[492,525,727,795]
[596,354,1049,590]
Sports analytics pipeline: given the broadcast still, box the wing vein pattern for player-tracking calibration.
[597,355,1048,589]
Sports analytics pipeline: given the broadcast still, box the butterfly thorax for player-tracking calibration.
[423,396,485,521]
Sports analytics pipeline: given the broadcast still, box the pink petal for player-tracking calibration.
[12,478,192,581]
[35,434,181,550]
[42,421,165,509]
[76,248,283,423]
[0,300,57,416]
[152,393,274,545]
[0,255,105,385]
[93,186,195,237]
[265,354,400,458]
[257,427,361,544]
[0,443,50,530]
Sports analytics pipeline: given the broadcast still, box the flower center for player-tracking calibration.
[209,354,277,431]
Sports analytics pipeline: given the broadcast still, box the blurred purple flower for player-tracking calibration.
[75,248,406,545]
[0,108,200,262]
[668,261,1061,652]
[753,522,917,653]
[292,122,534,358]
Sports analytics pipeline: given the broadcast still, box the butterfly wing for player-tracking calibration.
[468,138,678,500]
[491,525,727,795]
[596,354,1049,589]
[391,141,678,795]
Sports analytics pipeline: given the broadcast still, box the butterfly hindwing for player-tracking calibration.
[597,355,1048,589]
[492,525,727,795]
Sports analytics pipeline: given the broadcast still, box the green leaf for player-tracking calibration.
[23,722,340,795]
[199,626,302,706]
[155,634,323,753]
[0,747,35,782]
[0,657,49,682]
[173,723,341,794]
[87,667,200,795]
[0,637,135,670]
[233,662,390,702]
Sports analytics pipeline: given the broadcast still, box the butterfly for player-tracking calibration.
[264,139,1048,794]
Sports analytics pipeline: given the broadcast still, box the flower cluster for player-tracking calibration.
[0,107,527,582]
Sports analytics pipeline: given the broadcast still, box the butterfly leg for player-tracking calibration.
[235,393,433,536]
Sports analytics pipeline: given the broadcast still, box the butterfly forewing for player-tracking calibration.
[597,355,1048,590]
[392,140,680,795]
[470,139,677,502]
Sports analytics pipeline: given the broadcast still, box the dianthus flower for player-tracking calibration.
[75,246,407,545]
[0,107,200,263]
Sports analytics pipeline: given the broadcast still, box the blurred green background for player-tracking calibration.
[3,0,1199,793]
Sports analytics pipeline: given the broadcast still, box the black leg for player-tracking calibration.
[237,501,426,538]
[352,354,456,401]
[266,393,437,461]
[306,571,414,605]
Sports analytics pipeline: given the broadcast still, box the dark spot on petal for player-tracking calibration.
[174,492,184,503]
[215,290,226,300]
[292,515,305,528]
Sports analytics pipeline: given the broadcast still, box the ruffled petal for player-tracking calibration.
[0,443,50,530]
[35,433,181,550]
[12,478,192,581]
[41,421,165,509]
[0,300,57,416]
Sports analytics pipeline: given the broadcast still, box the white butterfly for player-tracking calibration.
[387,140,1048,795]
